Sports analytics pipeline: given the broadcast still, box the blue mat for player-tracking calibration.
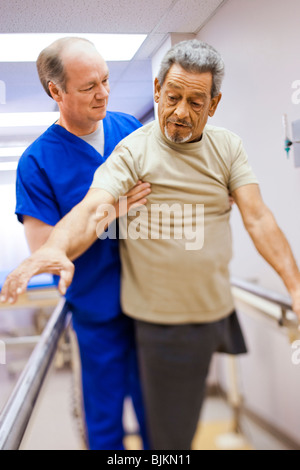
[0,271,55,291]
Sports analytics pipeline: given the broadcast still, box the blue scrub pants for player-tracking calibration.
[72,312,149,450]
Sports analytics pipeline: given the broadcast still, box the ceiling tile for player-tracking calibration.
[156,0,226,33]
[0,0,227,138]
[0,0,175,33]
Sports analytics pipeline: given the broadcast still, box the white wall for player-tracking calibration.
[0,182,30,272]
[196,0,300,444]
[197,0,300,295]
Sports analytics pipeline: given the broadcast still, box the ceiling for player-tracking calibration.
[0,0,226,150]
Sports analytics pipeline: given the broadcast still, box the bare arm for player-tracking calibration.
[232,184,300,319]
[1,188,110,302]
[45,187,108,260]
[1,182,151,303]
[24,181,150,254]
[23,216,53,252]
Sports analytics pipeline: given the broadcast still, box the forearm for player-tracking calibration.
[245,206,300,293]
[232,184,300,319]
[0,188,115,303]
[41,182,151,260]
[44,200,99,261]
[23,216,54,253]
[1,184,151,304]
[42,188,115,260]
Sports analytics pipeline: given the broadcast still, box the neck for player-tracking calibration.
[56,116,99,137]
[189,134,203,143]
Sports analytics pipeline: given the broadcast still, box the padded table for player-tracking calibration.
[0,272,60,309]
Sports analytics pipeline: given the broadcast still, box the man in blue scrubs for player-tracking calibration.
[15,37,150,450]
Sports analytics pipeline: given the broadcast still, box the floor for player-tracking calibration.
[0,355,293,451]
[1,299,298,451]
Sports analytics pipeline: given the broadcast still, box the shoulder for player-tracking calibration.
[105,111,142,131]
[204,125,245,159]
[116,121,155,147]
[18,125,62,171]
[204,124,242,145]
[23,124,61,154]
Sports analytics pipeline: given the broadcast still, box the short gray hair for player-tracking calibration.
[157,39,225,97]
[36,37,94,98]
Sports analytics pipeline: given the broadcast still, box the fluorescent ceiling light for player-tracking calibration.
[0,112,59,127]
[0,162,18,171]
[0,33,147,62]
[0,147,26,157]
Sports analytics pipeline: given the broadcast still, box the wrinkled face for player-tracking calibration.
[154,64,221,143]
[56,45,110,130]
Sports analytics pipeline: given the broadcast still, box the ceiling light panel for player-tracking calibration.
[0,112,59,127]
[0,33,147,62]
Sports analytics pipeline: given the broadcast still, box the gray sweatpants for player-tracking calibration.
[134,311,247,450]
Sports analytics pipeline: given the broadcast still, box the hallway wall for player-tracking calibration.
[196,0,300,444]
[197,0,300,294]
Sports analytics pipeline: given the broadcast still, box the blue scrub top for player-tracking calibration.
[15,111,142,323]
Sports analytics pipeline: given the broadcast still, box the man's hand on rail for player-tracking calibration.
[0,247,75,304]
[289,285,300,323]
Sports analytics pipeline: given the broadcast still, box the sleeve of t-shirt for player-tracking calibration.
[15,152,61,226]
[90,143,140,200]
[228,139,259,193]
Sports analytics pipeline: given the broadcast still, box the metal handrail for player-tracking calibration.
[0,298,70,451]
[230,276,298,328]
[228,277,298,444]
[0,277,298,450]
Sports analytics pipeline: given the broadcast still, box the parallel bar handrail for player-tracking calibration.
[0,298,69,451]
[0,278,297,450]
[230,277,299,328]
[229,277,298,441]
[231,277,293,311]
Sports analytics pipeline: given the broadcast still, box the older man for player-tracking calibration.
[12,37,150,450]
[2,39,300,450]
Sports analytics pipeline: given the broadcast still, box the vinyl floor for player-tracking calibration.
[0,358,291,451]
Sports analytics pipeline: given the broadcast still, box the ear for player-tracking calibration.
[48,81,63,103]
[154,78,161,104]
[208,92,222,117]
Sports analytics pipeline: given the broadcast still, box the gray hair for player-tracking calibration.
[36,37,94,98]
[157,39,225,97]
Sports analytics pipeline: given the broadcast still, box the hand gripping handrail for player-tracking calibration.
[230,277,298,328]
[0,298,70,450]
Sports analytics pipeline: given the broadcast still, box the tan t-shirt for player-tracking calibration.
[91,120,258,324]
